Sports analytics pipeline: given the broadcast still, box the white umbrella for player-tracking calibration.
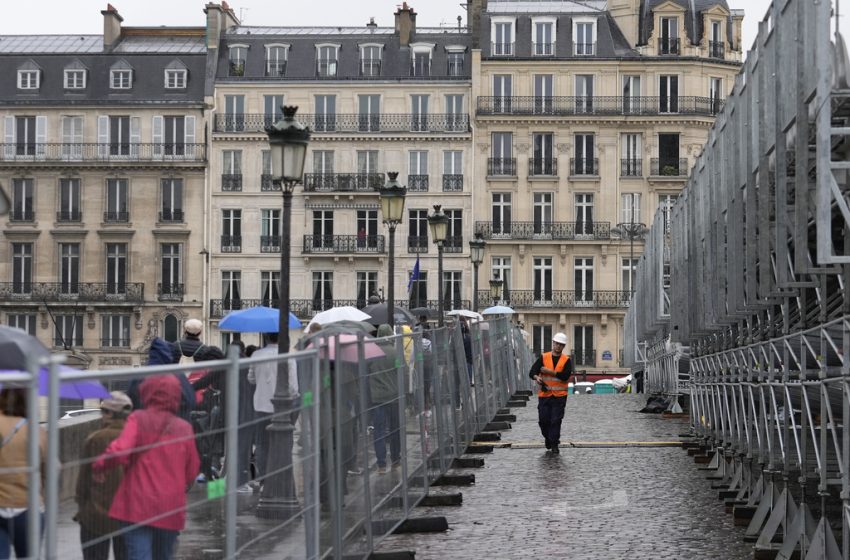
[481,305,515,315]
[447,309,483,321]
[304,306,372,332]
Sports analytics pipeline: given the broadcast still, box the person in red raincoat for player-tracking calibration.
[93,375,200,560]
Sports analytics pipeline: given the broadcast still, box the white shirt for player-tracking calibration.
[248,344,299,414]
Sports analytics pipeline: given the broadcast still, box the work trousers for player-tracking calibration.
[537,396,567,448]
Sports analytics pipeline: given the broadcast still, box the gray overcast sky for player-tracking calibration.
[1,0,847,54]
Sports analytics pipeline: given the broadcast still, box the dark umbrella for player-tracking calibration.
[410,307,438,319]
[0,325,49,370]
[361,303,416,326]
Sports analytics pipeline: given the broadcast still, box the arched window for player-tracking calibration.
[163,314,179,342]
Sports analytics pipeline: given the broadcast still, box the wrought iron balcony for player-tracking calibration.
[56,210,81,222]
[260,235,281,253]
[0,282,144,303]
[475,289,630,310]
[570,158,598,176]
[708,41,725,58]
[407,174,429,192]
[620,159,643,177]
[528,158,557,177]
[157,283,184,302]
[491,42,514,56]
[104,211,129,223]
[573,42,595,55]
[260,174,277,191]
[0,143,206,162]
[303,173,384,192]
[408,236,429,253]
[265,60,287,76]
[407,298,471,312]
[658,37,680,55]
[221,235,242,253]
[159,210,183,223]
[474,221,611,240]
[650,158,689,177]
[476,96,722,116]
[213,113,469,133]
[9,209,34,222]
[442,236,464,254]
[221,174,242,191]
[488,158,516,177]
[533,42,555,56]
[442,174,464,191]
[302,234,386,254]
[572,349,597,366]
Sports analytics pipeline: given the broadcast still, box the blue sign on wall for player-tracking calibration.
[601,350,613,361]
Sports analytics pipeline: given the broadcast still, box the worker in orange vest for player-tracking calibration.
[529,332,574,455]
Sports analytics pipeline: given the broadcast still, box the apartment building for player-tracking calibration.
[0,6,209,367]
[469,0,743,373]
[205,3,474,346]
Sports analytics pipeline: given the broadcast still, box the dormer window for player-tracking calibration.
[446,46,466,76]
[17,70,39,90]
[316,44,339,78]
[64,67,86,89]
[709,21,724,58]
[265,44,288,76]
[532,18,556,56]
[410,43,434,77]
[165,60,188,89]
[573,19,596,56]
[228,45,248,77]
[360,44,382,77]
[110,60,133,90]
[658,17,680,54]
[491,18,515,56]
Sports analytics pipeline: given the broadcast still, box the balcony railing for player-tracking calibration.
[570,158,598,176]
[410,61,431,77]
[476,96,722,116]
[447,61,464,76]
[0,282,144,303]
[533,42,555,56]
[474,221,611,240]
[528,158,557,177]
[221,235,242,253]
[442,174,463,191]
[9,209,34,222]
[491,42,514,56]
[56,210,82,222]
[210,298,470,319]
[408,236,429,253]
[103,211,129,223]
[221,174,242,191]
[708,41,725,58]
[260,174,277,191]
[360,60,381,77]
[229,61,245,77]
[157,283,184,302]
[574,42,595,55]
[620,159,643,177]
[0,143,206,162]
[650,158,689,177]
[159,210,183,223]
[265,60,287,76]
[213,113,469,133]
[572,349,597,367]
[407,175,429,192]
[442,236,463,254]
[658,37,680,55]
[260,235,281,253]
[302,234,386,254]
[303,173,384,192]
[475,289,630,310]
[488,158,517,176]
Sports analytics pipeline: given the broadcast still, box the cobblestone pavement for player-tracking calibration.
[377,394,754,560]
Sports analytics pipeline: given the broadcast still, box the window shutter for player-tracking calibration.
[152,116,163,158]
[35,116,46,159]
[130,117,140,158]
[97,116,108,158]
[4,116,14,160]
[184,116,195,158]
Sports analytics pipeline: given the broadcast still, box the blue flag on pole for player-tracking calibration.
[407,254,420,292]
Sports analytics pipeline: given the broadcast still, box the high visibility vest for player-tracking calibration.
[538,352,570,397]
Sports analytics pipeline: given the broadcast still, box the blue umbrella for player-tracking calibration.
[481,305,515,315]
[218,305,302,332]
[0,366,110,399]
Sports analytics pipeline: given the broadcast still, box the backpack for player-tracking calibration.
[177,342,205,365]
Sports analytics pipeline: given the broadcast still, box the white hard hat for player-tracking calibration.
[552,332,568,345]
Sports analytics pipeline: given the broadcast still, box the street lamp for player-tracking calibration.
[612,220,649,300]
[259,105,310,519]
[379,172,407,330]
[489,276,503,307]
[428,205,449,326]
[469,233,486,313]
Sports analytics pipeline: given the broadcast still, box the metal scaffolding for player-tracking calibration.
[627,0,850,556]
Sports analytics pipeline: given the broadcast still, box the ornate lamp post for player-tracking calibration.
[258,106,310,519]
[428,205,449,326]
[469,233,486,313]
[378,172,407,329]
[612,220,649,300]
[489,276,503,307]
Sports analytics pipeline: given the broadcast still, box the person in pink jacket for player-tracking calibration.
[93,375,200,560]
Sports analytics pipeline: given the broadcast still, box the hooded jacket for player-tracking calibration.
[127,338,194,421]
[93,375,200,531]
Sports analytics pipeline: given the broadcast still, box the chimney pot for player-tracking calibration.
[101,3,124,50]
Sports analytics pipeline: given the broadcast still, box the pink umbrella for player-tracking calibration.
[307,333,385,362]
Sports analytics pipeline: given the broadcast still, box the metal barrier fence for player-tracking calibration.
[4,317,530,559]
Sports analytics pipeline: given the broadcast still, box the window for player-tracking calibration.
[443,150,463,191]
[98,115,139,157]
[411,94,429,132]
[105,178,128,222]
[356,271,378,308]
[659,75,679,113]
[531,133,555,176]
[358,95,380,132]
[221,209,242,252]
[621,133,642,176]
[11,178,34,221]
[58,178,81,222]
[8,314,36,336]
[61,116,83,160]
[659,194,677,233]
[261,209,281,252]
[110,69,132,89]
[709,21,724,58]
[64,69,86,89]
[657,133,681,174]
[622,75,642,113]
[11,243,32,294]
[534,74,554,114]
[659,17,679,54]
[162,314,180,342]
[408,209,429,253]
[312,271,333,309]
[59,243,80,295]
[222,271,242,311]
[222,150,242,191]
[622,258,638,295]
[573,133,595,175]
[490,132,513,175]
[492,20,514,55]
[444,209,463,252]
[360,45,382,76]
[102,315,130,347]
[312,151,334,174]
[410,46,432,76]
[575,194,594,237]
[224,94,245,132]
[491,193,512,236]
[260,271,280,307]
[153,115,196,157]
[409,270,427,308]
[357,150,378,175]
[17,70,39,90]
[532,324,553,356]
[533,257,553,304]
[315,95,336,132]
[709,77,723,114]
[575,75,594,113]
[621,193,641,224]
[574,258,594,304]
[312,210,334,250]
[228,45,247,76]
[161,243,182,299]
[491,257,511,304]
[493,75,512,113]
[265,44,288,76]
[445,94,464,131]
[264,95,284,125]
[165,68,187,89]
[408,150,429,191]
[444,271,462,310]
[316,45,339,77]
[160,178,183,222]
[356,210,379,251]
[533,193,553,236]
[573,325,595,365]
[533,19,555,55]
[54,315,83,348]
[574,21,595,55]
[261,150,274,191]
[7,115,45,157]
[105,243,127,295]
[447,51,464,76]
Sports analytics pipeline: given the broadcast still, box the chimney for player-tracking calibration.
[731,10,744,52]
[608,0,640,47]
[101,4,123,51]
[205,2,240,49]
[367,17,378,29]
[394,2,417,46]
[468,0,487,49]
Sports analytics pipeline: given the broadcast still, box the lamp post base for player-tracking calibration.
[256,393,301,520]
